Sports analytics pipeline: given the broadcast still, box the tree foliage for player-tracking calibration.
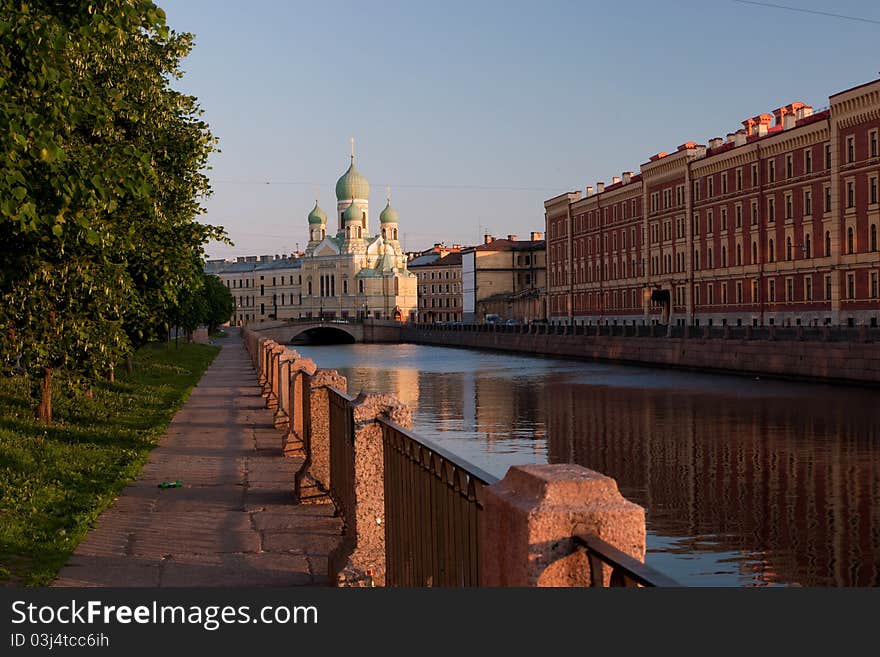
[202,274,234,333]
[0,1,227,421]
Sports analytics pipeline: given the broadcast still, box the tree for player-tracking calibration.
[0,1,226,422]
[202,274,234,333]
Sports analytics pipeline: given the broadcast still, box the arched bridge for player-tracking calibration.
[245,318,404,345]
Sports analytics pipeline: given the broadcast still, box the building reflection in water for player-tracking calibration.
[295,344,879,587]
[545,383,880,587]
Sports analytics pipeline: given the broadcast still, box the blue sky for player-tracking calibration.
[160,0,880,259]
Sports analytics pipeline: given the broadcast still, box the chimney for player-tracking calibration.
[612,175,621,185]
[734,130,747,147]
[677,141,697,152]
[782,113,796,130]
[586,185,594,196]
[756,123,769,137]
[484,234,494,244]
[649,152,667,162]
[530,231,543,241]
[796,105,813,120]
[726,132,737,144]
[709,137,723,149]
[596,181,605,194]
[622,171,632,184]
[755,113,773,137]
[507,234,518,242]
[742,117,757,136]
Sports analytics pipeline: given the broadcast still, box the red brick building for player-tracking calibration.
[546,79,880,327]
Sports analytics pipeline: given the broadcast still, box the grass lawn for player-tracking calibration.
[0,342,219,586]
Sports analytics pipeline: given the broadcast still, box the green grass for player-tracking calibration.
[0,342,219,586]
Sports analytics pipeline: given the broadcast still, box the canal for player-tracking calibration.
[295,342,880,587]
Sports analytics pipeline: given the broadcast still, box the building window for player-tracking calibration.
[805,276,813,301]
[735,205,741,228]
[847,181,855,208]
[804,189,812,215]
[768,160,775,183]
[750,203,757,226]
[752,241,758,263]
[768,279,776,303]
[847,272,855,299]
[786,237,793,261]
[721,283,728,304]
[736,243,742,266]
[825,274,832,300]
[871,130,879,158]
[805,149,812,174]
[768,198,775,223]
[736,168,743,191]
[786,277,794,302]
[722,174,728,194]
[708,284,714,305]
[825,186,832,213]
[721,246,727,268]
[825,143,832,169]
[752,279,759,302]
[785,194,793,219]
[872,224,878,251]
[805,234,812,258]
[736,281,743,304]
[847,136,855,163]
[708,177,714,197]
[768,238,775,262]
[752,164,758,187]
[708,247,713,269]
[847,226,854,254]
[870,176,878,205]
[786,154,793,178]
[825,231,831,257]
[872,271,878,299]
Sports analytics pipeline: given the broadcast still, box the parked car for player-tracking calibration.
[505,319,520,326]
[484,314,502,324]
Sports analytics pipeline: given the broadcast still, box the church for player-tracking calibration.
[299,148,417,321]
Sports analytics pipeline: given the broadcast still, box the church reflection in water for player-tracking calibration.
[545,383,880,587]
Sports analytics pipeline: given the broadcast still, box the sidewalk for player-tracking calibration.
[53,335,341,587]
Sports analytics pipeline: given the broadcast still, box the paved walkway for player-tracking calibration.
[54,333,341,587]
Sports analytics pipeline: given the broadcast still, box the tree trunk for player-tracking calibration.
[109,368,115,383]
[125,354,134,375]
[36,367,52,424]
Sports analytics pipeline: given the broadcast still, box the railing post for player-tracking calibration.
[256,338,269,386]
[295,369,347,503]
[266,343,285,409]
[273,350,295,430]
[332,393,412,588]
[480,463,645,586]
[283,355,317,457]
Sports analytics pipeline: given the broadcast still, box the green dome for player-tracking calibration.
[335,158,371,200]
[379,201,399,225]
[308,201,327,225]
[343,201,361,225]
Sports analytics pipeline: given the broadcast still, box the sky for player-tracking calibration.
[159,0,880,260]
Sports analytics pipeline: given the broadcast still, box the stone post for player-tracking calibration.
[272,350,297,431]
[332,392,412,588]
[282,355,317,457]
[266,343,285,409]
[295,369,347,503]
[257,338,269,386]
[480,463,646,587]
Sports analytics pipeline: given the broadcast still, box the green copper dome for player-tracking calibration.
[335,157,371,201]
[343,201,362,225]
[308,201,327,225]
[379,201,399,225]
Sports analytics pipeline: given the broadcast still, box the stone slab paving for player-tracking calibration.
[53,334,342,587]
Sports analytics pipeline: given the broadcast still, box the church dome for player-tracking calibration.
[308,201,327,225]
[335,158,371,201]
[379,201,399,225]
[343,201,362,225]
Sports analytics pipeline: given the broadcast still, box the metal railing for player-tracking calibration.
[573,530,680,587]
[381,420,498,587]
[328,387,356,529]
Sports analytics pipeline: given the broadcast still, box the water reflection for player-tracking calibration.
[294,343,880,587]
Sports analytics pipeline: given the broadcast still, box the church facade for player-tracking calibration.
[299,152,417,321]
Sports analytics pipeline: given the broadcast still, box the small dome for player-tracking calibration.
[335,158,371,201]
[308,201,327,225]
[379,201,399,225]
[343,201,361,225]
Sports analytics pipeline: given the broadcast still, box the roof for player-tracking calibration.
[470,239,545,252]
[408,253,442,267]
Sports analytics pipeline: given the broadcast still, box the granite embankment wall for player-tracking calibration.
[398,325,880,385]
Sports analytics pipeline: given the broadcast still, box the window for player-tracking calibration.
[768,198,775,223]
[736,168,743,190]
[786,154,793,178]
[805,234,812,258]
[752,279,759,303]
[750,203,757,226]
[872,224,878,251]
[708,247,714,269]
[786,237,792,261]
[847,136,855,163]
[735,205,742,228]
[752,164,759,187]
[260,284,264,295]
[768,160,776,182]
[847,181,855,208]
[722,174,728,194]
[805,276,813,301]
[708,177,714,197]
[343,279,348,295]
[825,231,832,257]
[721,282,728,304]
[825,186,832,213]
[825,274,832,300]
[694,285,700,305]
[825,143,832,169]
[871,130,879,158]
[870,176,878,205]
[768,279,776,303]
[785,194,793,219]
[721,245,727,268]
[708,284,715,305]
[694,249,700,270]
[736,281,743,304]
[847,272,855,299]
[786,277,794,302]
[804,189,812,215]
[752,241,758,263]
[693,181,700,201]
[736,243,742,266]
[768,238,775,262]
[805,149,812,174]
[872,271,879,299]
[847,226,854,254]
